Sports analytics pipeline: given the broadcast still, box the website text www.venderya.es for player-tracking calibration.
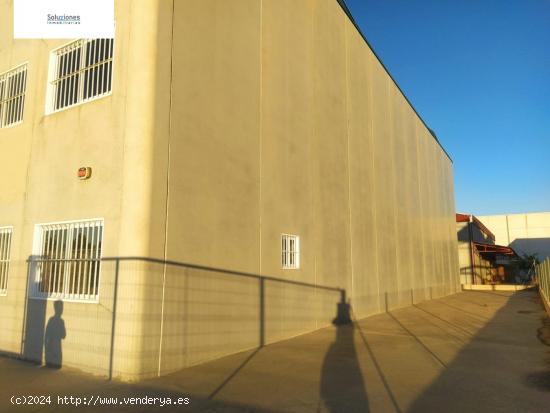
[11,395,191,408]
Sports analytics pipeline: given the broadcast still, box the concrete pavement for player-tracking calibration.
[1,289,549,412]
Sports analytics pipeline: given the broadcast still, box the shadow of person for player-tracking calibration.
[320,300,369,412]
[44,300,66,369]
[22,257,47,364]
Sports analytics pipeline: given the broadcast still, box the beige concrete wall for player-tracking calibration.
[0,0,126,368]
[1,0,459,380]
[0,0,173,379]
[152,0,459,377]
[478,212,550,260]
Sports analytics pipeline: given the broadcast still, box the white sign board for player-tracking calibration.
[14,0,114,39]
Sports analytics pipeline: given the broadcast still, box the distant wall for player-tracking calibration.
[478,212,550,260]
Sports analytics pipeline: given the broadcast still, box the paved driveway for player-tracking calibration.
[1,290,549,412]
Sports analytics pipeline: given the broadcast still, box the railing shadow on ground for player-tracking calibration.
[18,256,377,411]
[344,290,550,413]
[351,308,402,413]
[16,256,463,412]
[406,290,550,412]
[0,354,282,413]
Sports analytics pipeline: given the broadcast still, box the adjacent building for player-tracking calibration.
[457,213,495,285]
[478,212,550,261]
[0,0,459,380]
[457,213,524,285]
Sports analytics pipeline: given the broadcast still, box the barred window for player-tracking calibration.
[32,219,103,302]
[0,64,27,128]
[0,227,13,295]
[281,234,300,269]
[46,39,114,113]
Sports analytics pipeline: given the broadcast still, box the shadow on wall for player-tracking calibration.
[44,300,66,368]
[320,300,369,412]
[456,224,471,243]
[22,258,46,364]
[22,258,66,368]
[510,238,550,261]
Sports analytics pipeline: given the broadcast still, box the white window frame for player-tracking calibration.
[281,234,300,269]
[0,226,13,296]
[30,218,104,303]
[45,39,114,114]
[0,63,28,128]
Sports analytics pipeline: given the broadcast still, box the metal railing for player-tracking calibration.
[20,255,457,379]
[22,256,346,379]
[535,257,550,308]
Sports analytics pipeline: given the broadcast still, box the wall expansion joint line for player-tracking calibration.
[158,0,176,377]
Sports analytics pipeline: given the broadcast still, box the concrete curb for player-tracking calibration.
[461,284,531,292]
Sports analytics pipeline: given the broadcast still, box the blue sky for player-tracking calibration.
[344,0,550,215]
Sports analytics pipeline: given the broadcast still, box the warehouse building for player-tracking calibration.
[0,0,459,380]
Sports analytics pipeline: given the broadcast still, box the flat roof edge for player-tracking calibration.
[335,0,453,163]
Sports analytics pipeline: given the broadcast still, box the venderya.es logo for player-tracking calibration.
[47,14,81,25]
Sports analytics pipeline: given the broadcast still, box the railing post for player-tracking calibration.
[545,260,550,299]
[545,260,547,296]
[108,258,119,380]
[545,264,547,298]
[543,260,547,298]
[544,261,546,298]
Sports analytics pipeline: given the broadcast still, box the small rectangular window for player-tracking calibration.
[0,64,27,128]
[46,39,114,113]
[0,227,13,295]
[31,219,103,302]
[281,234,300,269]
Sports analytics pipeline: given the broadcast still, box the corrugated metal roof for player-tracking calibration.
[473,242,518,257]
